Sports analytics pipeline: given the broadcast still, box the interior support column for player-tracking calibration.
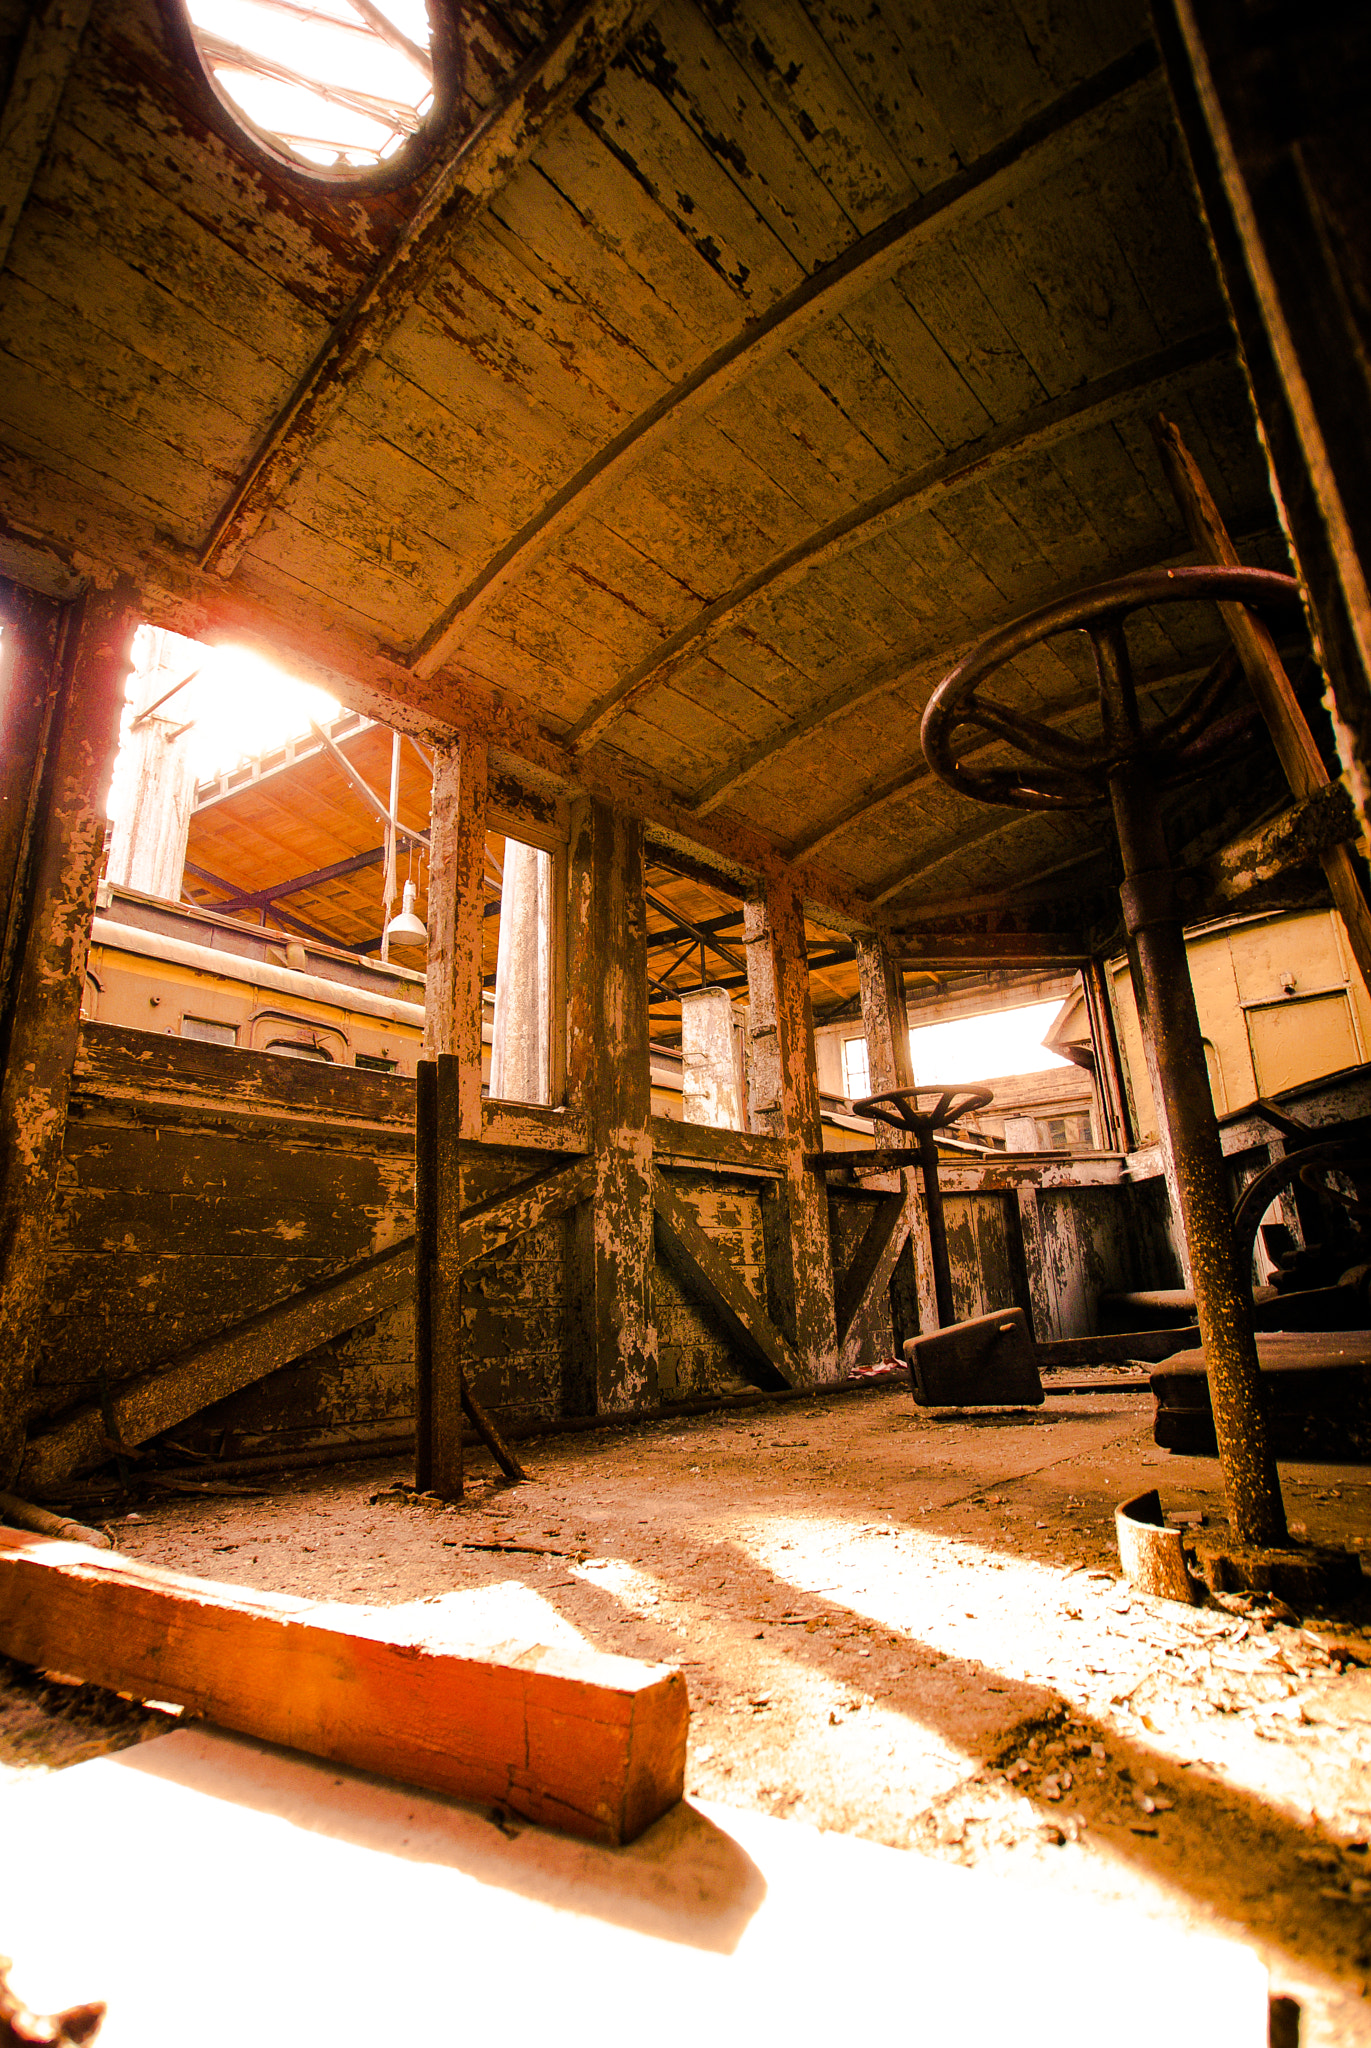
[744,878,838,1385]
[1082,955,1135,1152]
[0,585,136,1485]
[418,736,487,1496]
[566,799,657,1416]
[855,934,920,1348]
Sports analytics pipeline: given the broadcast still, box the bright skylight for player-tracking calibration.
[184,0,434,170]
[910,999,1071,1085]
[108,630,340,824]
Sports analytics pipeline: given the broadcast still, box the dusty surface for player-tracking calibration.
[5,1383,1371,2043]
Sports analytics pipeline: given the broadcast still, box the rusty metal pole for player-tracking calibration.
[1107,759,1287,1548]
[915,1124,957,1329]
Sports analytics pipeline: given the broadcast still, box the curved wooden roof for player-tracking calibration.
[0,0,1301,940]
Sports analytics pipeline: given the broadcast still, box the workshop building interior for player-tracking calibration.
[1,0,1370,2041]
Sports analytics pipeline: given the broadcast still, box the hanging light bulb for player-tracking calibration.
[384,876,427,947]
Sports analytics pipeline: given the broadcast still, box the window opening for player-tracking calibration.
[182,1015,238,1046]
[355,1051,397,1072]
[267,1038,333,1060]
[644,859,747,1129]
[488,833,552,1107]
[841,1035,870,1102]
[183,0,436,174]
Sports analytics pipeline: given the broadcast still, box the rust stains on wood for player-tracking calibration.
[199,0,655,575]
[0,587,135,1484]
[407,43,1161,681]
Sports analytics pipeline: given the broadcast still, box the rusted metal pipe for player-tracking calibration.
[1108,759,1286,1547]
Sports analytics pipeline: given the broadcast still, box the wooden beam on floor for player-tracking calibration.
[0,1531,688,1844]
[652,1177,796,1391]
[18,1237,418,1494]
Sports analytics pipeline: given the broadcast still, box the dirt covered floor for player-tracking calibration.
[5,1381,1371,2043]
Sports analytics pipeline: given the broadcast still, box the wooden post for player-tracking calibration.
[744,879,838,1384]
[1150,414,1371,996]
[1082,956,1134,1151]
[565,800,658,1415]
[419,738,486,1495]
[855,933,920,1348]
[0,586,136,1484]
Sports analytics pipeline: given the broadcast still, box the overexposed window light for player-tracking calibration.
[184,0,434,171]
[910,999,1070,1086]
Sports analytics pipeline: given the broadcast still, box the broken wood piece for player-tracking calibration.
[18,1237,416,1494]
[0,1490,110,1548]
[0,1530,688,1844]
[460,1379,526,1482]
[1115,1488,1203,1604]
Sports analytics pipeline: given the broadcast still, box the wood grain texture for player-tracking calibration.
[652,1173,795,1388]
[0,1529,689,1843]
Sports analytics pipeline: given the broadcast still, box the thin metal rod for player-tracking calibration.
[917,1127,956,1327]
[1108,760,1286,1547]
[309,720,429,852]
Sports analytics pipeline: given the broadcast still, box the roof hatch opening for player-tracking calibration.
[182,0,438,177]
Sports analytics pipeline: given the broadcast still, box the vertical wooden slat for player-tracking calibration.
[744,879,838,1385]
[0,585,136,1483]
[421,738,487,1495]
[413,1057,437,1490]
[1083,956,1134,1152]
[855,933,921,1350]
[431,1051,464,1497]
[565,800,658,1415]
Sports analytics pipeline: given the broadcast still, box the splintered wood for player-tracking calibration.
[0,1530,687,1844]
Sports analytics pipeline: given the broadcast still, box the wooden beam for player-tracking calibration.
[571,329,1233,754]
[744,880,838,1384]
[702,545,1260,831]
[0,588,136,1485]
[409,44,1162,681]
[652,1177,795,1389]
[855,934,919,1352]
[896,933,1092,968]
[309,721,429,852]
[834,1193,908,1348]
[459,1157,597,1267]
[1150,0,1371,842]
[1151,412,1371,995]
[19,1238,417,1494]
[0,1531,688,1844]
[0,0,93,273]
[1201,783,1357,908]
[873,811,1084,910]
[200,0,651,573]
[212,846,388,914]
[0,447,880,937]
[566,801,658,1415]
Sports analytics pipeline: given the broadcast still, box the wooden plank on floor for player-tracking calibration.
[0,1530,688,1845]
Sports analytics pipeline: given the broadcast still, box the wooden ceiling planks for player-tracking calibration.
[0,0,1309,937]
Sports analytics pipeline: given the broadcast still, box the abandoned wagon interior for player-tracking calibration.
[1,0,1370,2039]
